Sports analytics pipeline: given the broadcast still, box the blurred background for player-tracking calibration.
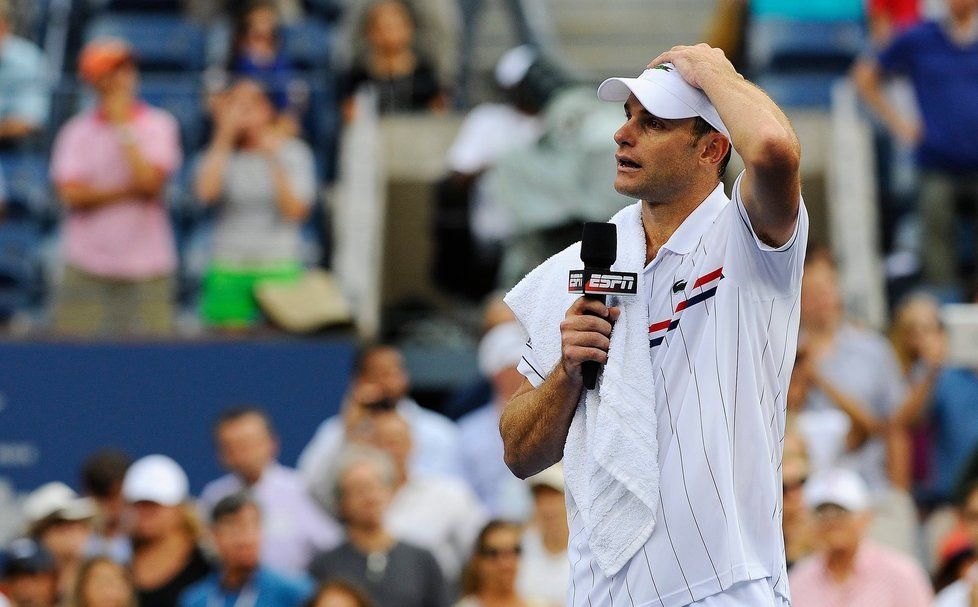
[0,0,977,605]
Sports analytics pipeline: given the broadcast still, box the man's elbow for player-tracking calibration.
[745,129,800,175]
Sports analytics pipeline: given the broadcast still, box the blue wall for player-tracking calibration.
[0,339,355,493]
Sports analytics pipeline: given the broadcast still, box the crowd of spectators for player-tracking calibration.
[1,0,978,606]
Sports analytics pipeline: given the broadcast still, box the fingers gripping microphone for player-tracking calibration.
[580,223,618,390]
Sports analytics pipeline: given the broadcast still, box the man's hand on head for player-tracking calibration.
[647,43,740,91]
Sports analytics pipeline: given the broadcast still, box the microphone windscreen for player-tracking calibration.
[581,222,617,268]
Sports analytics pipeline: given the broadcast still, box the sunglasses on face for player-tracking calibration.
[480,546,522,559]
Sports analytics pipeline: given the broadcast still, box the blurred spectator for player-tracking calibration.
[307,580,374,607]
[936,480,978,606]
[308,446,448,607]
[71,556,136,607]
[298,344,462,485]
[1,539,57,607]
[788,468,933,607]
[795,248,906,491]
[195,78,315,330]
[0,0,50,146]
[782,430,817,569]
[337,0,460,98]
[79,449,133,563]
[887,293,945,492]
[199,407,341,573]
[365,412,486,581]
[893,344,978,504]
[795,248,917,554]
[458,321,532,519]
[868,0,923,45]
[122,455,212,607]
[852,0,978,294]
[224,1,304,135]
[50,38,182,337]
[516,466,567,607]
[21,482,96,598]
[435,47,545,300]
[456,521,547,607]
[340,0,447,122]
[180,493,314,607]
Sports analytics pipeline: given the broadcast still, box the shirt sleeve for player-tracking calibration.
[141,111,183,176]
[516,339,547,388]
[279,140,316,207]
[876,27,917,75]
[50,122,89,185]
[725,169,809,299]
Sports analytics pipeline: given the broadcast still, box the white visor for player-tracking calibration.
[597,64,730,137]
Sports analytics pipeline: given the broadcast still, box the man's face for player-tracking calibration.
[338,462,391,529]
[38,519,91,562]
[613,94,708,203]
[212,505,262,572]
[6,572,57,607]
[95,62,138,98]
[800,258,841,328]
[217,414,277,483]
[814,503,868,553]
[129,501,179,541]
[532,485,567,530]
[360,348,410,401]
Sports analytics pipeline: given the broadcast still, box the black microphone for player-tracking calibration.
[580,222,617,390]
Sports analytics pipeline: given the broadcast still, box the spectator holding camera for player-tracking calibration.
[50,38,182,337]
[299,344,461,489]
[195,78,315,330]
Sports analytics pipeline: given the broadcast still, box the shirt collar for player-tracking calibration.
[654,181,729,256]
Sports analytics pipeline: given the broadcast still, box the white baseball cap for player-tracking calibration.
[495,45,537,89]
[597,64,730,137]
[122,455,189,506]
[804,468,870,513]
[22,482,96,528]
[526,463,564,492]
[478,321,526,379]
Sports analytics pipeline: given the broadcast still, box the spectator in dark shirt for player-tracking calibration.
[71,556,137,607]
[341,0,446,122]
[308,446,448,607]
[227,1,297,118]
[853,0,978,293]
[122,455,212,607]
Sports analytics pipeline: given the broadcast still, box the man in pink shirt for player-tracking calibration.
[789,468,934,607]
[50,38,182,336]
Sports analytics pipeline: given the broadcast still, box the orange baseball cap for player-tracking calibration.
[78,38,133,83]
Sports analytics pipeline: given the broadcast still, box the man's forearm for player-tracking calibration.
[698,66,800,168]
[59,184,135,210]
[499,365,583,478]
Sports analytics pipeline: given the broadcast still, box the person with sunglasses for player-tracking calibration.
[456,521,548,607]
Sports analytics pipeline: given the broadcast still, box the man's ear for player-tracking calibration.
[702,133,729,167]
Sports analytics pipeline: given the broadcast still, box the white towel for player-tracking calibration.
[505,202,659,576]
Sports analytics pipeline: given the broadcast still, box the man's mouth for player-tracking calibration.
[616,155,641,171]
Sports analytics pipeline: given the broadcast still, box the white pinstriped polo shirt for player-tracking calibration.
[517,172,808,607]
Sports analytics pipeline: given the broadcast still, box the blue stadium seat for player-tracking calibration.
[755,72,841,109]
[281,19,335,70]
[94,0,182,11]
[749,19,865,74]
[304,75,340,182]
[139,73,206,152]
[84,14,207,72]
[0,219,44,316]
[0,153,55,222]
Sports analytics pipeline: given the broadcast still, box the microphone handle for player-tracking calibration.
[581,269,608,390]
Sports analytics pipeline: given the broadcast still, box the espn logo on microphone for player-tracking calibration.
[568,270,639,295]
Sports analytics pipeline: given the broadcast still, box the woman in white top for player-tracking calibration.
[456,521,548,607]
